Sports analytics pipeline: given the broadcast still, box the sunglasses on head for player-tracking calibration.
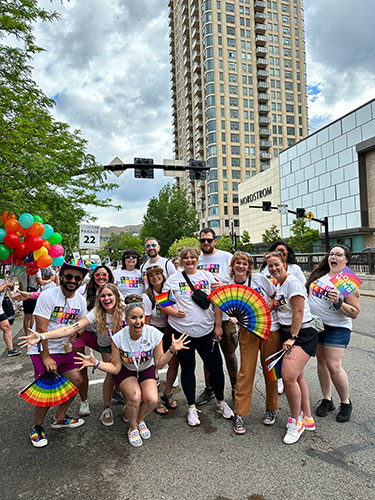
[94,272,109,278]
[234,251,251,257]
[146,243,157,248]
[199,238,214,243]
[265,250,283,259]
[125,255,137,259]
[63,274,82,282]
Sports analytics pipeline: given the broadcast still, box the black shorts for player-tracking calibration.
[23,298,37,315]
[279,325,318,357]
[0,313,8,322]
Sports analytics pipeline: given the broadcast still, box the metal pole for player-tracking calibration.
[324,216,330,251]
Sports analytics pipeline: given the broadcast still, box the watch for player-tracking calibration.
[289,334,298,341]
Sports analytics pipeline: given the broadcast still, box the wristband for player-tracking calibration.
[40,333,47,341]
[169,347,177,355]
[92,359,100,374]
[333,298,344,310]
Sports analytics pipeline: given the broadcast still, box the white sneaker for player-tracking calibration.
[278,378,284,394]
[100,408,114,427]
[187,407,201,426]
[283,417,304,444]
[215,401,234,419]
[79,400,90,416]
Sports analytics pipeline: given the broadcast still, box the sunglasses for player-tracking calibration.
[125,255,137,260]
[94,272,109,278]
[265,250,283,259]
[199,238,214,243]
[146,243,157,248]
[63,274,83,282]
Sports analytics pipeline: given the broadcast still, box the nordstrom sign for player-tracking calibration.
[240,186,272,206]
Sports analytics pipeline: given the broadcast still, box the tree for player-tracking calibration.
[168,237,200,257]
[140,184,199,255]
[0,1,119,253]
[215,236,233,253]
[99,233,143,262]
[262,224,282,248]
[237,230,255,254]
[288,219,321,253]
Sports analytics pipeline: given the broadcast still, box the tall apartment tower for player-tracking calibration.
[168,0,308,234]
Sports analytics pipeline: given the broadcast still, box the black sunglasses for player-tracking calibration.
[63,274,83,282]
[199,238,214,243]
[125,255,137,259]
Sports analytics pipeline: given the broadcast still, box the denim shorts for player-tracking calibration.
[318,325,351,348]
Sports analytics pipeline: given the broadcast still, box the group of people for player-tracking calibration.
[16,229,360,449]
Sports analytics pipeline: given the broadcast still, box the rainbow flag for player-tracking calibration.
[155,290,177,307]
[330,266,362,297]
[268,358,282,382]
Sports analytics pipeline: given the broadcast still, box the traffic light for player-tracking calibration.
[262,201,272,211]
[189,160,207,180]
[134,157,154,179]
[296,208,306,218]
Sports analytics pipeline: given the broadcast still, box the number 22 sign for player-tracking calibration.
[79,224,101,249]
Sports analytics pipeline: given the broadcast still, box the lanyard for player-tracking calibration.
[129,334,143,373]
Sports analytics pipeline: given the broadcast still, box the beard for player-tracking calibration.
[60,280,81,293]
[202,246,214,255]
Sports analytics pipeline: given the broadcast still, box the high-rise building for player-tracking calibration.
[169,0,308,234]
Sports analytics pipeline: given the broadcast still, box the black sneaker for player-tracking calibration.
[316,398,335,417]
[196,388,215,406]
[336,401,352,422]
[8,348,20,357]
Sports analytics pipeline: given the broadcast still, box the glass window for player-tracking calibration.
[230,121,239,130]
[231,158,240,166]
[229,97,238,106]
[226,14,235,24]
[232,170,241,179]
[231,146,240,155]
[230,133,240,142]
[227,38,236,47]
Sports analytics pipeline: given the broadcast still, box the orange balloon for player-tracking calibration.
[1,211,15,223]
[29,222,45,237]
[5,218,20,233]
[37,254,53,269]
[43,240,51,249]
[18,227,30,236]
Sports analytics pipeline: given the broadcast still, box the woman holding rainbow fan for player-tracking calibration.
[306,245,360,423]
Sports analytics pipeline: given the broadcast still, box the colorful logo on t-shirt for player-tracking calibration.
[274,294,287,311]
[265,274,278,287]
[179,279,210,296]
[120,276,143,288]
[310,280,332,301]
[197,263,220,277]
[50,306,81,325]
[120,348,152,366]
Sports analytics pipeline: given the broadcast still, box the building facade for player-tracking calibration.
[168,0,308,234]
[239,99,375,252]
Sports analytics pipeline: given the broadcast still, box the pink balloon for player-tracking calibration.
[48,244,64,258]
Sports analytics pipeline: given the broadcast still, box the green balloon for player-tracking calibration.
[48,232,62,245]
[0,244,10,261]
[33,215,43,223]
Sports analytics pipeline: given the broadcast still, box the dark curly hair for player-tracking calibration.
[306,245,351,293]
[86,265,114,310]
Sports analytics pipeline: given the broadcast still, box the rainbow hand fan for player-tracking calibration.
[208,284,271,340]
[19,372,79,407]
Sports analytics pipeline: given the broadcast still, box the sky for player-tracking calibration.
[29,0,375,228]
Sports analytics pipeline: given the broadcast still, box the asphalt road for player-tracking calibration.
[1,299,374,500]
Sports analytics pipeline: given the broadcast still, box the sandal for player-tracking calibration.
[128,428,142,448]
[161,393,178,409]
[154,401,168,415]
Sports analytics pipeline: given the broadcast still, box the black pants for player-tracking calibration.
[170,327,224,405]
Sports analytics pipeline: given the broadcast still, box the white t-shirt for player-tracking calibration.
[197,249,232,283]
[85,309,127,346]
[29,287,87,354]
[112,324,163,372]
[163,269,216,337]
[142,292,168,329]
[141,257,176,289]
[308,273,352,329]
[274,274,312,326]
[114,268,144,298]
[18,270,42,291]
[262,262,306,285]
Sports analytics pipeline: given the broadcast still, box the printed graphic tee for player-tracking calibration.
[197,250,232,283]
[29,287,87,354]
[114,268,144,298]
[112,324,163,371]
[85,309,127,347]
[274,274,312,326]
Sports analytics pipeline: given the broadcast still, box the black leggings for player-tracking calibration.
[170,327,224,405]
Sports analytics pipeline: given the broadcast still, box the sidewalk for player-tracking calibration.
[0,312,24,358]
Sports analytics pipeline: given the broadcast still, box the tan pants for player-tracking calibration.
[234,328,280,416]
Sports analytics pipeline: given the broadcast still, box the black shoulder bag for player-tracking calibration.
[182,271,211,310]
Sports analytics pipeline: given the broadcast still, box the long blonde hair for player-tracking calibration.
[94,283,124,336]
